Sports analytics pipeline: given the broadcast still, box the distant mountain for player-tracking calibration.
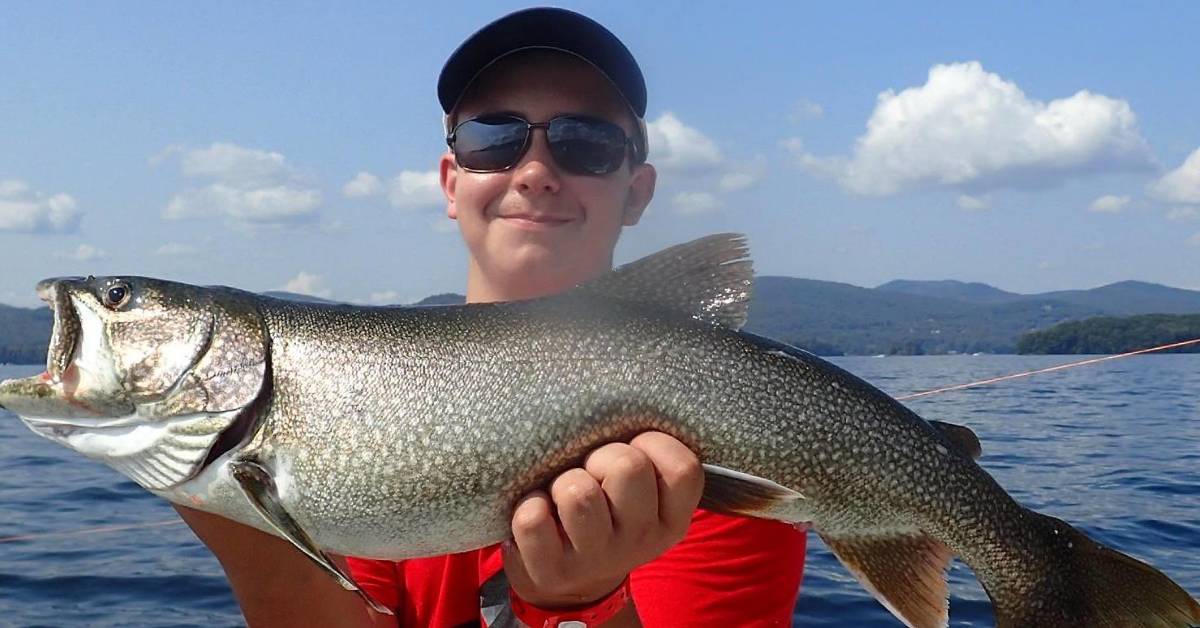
[261,291,468,307]
[415,293,466,306]
[873,279,1200,314]
[261,291,340,304]
[876,279,1022,304]
[1034,281,1200,315]
[0,304,51,364]
[1018,313,1200,354]
[746,277,1105,356]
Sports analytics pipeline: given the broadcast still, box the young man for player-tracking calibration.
[179,8,806,627]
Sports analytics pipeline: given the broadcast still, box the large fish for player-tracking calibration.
[1,235,1196,627]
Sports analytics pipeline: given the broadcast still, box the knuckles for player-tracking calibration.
[605,446,653,479]
[511,499,552,537]
[658,454,703,489]
[552,469,604,506]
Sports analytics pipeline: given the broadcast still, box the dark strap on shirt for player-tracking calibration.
[479,568,520,628]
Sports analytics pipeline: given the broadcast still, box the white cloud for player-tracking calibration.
[957,195,989,210]
[1167,207,1199,222]
[0,180,29,196]
[1149,147,1200,205]
[788,98,825,123]
[646,112,723,173]
[0,179,81,233]
[781,137,838,176]
[1088,194,1131,213]
[387,170,444,210]
[718,156,767,192]
[282,271,331,299]
[162,142,322,225]
[673,191,720,215]
[147,144,183,167]
[795,62,1152,196]
[343,171,383,198]
[166,184,321,223]
[155,242,197,256]
[56,244,107,261]
[180,143,288,186]
[641,113,763,216]
[367,290,402,305]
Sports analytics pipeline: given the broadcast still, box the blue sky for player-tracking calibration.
[2,2,1199,307]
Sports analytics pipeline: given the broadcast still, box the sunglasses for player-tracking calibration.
[447,114,641,175]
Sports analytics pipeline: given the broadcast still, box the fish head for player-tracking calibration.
[0,276,269,489]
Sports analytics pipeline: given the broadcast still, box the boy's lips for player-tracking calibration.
[498,213,574,229]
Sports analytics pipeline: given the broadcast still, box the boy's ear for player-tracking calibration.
[440,151,458,219]
[622,162,657,226]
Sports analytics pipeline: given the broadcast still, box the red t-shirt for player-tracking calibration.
[346,509,807,627]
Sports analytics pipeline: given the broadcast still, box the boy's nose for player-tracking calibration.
[511,130,562,194]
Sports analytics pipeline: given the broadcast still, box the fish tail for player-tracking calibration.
[991,510,1200,628]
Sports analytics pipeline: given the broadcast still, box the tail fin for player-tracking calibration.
[991,511,1200,628]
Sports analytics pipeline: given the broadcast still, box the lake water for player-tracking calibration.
[1,355,1197,627]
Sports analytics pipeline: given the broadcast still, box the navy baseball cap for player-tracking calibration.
[438,7,648,158]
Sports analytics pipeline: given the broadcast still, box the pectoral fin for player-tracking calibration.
[699,463,805,520]
[229,458,393,616]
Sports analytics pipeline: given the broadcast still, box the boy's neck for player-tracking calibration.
[464,259,611,304]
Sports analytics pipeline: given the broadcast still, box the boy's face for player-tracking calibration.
[440,51,656,300]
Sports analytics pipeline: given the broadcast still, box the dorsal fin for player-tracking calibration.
[573,233,754,329]
[928,420,983,460]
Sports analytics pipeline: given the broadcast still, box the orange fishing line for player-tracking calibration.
[897,338,1200,401]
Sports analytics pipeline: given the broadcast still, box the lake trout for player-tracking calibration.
[1,234,1196,627]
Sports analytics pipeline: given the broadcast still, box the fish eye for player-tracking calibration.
[103,282,131,309]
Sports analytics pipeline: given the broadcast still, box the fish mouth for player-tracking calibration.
[40,279,82,383]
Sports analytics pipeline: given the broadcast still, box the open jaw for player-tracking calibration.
[44,280,81,383]
[0,279,132,422]
[0,280,74,415]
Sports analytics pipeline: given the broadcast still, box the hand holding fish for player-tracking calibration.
[502,432,704,609]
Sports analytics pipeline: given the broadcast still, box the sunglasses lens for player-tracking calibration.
[452,116,529,172]
[547,116,628,175]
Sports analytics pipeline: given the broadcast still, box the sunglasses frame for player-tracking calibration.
[446,113,645,175]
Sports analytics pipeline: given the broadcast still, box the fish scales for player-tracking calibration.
[256,295,1045,571]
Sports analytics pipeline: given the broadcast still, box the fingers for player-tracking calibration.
[549,468,614,556]
[583,442,659,537]
[629,432,704,536]
[509,489,564,585]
